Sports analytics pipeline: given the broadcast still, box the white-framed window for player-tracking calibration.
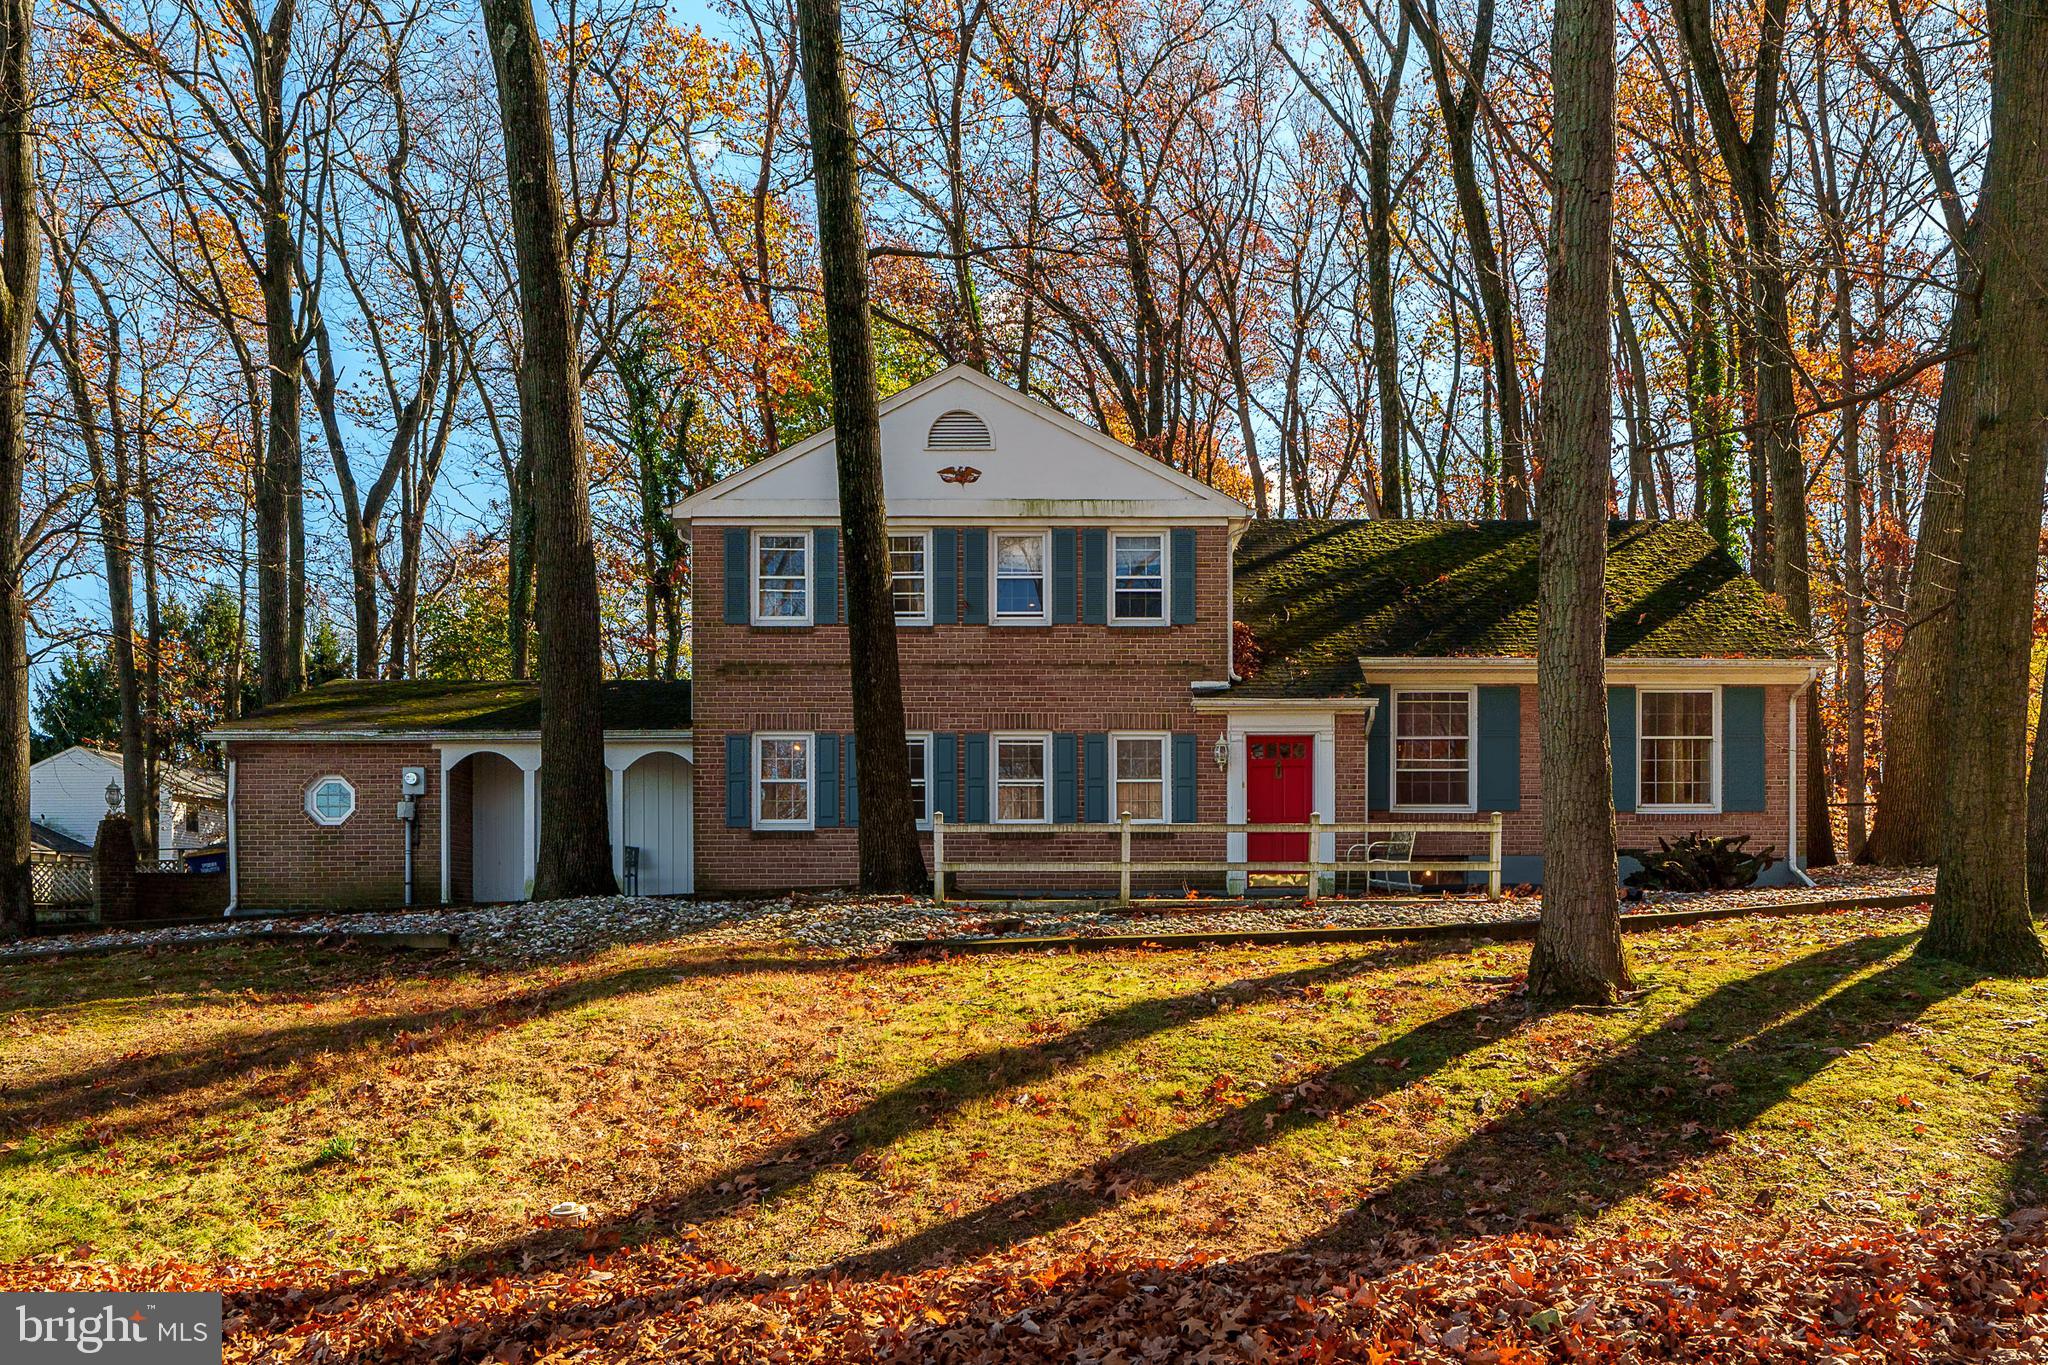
[993,531,1049,623]
[1110,733,1169,823]
[305,775,357,827]
[992,733,1051,823]
[753,733,814,828]
[1392,688,1476,811]
[753,531,810,625]
[1639,688,1720,812]
[907,732,931,827]
[1111,532,1167,624]
[890,531,930,623]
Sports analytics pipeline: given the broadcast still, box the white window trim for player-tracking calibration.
[1637,685,1723,814]
[1389,685,1479,814]
[991,529,1052,625]
[890,528,932,626]
[1109,529,1171,627]
[752,732,816,830]
[752,529,812,628]
[1110,731,1171,824]
[990,731,1053,824]
[907,730,932,830]
[305,775,357,827]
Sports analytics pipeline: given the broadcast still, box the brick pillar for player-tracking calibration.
[95,814,138,922]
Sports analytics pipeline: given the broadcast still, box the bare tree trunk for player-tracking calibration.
[2029,663,2048,910]
[794,0,927,893]
[1614,265,1657,519]
[480,0,617,900]
[1529,0,1626,1003]
[254,0,305,704]
[1924,0,2048,973]
[0,0,35,933]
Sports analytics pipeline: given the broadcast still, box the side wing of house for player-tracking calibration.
[676,363,1253,895]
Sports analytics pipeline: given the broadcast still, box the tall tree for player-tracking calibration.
[1921,0,2048,974]
[0,0,33,934]
[1529,0,1626,1001]
[792,0,927,892]
[479,0,618,900]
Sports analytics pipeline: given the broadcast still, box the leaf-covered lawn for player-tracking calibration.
[2,907,2046,1359]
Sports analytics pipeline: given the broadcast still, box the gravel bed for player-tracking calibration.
[0,864,1934,963]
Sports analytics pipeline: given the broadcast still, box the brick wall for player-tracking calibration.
[228,741,441,911]
[692,523,1238,895]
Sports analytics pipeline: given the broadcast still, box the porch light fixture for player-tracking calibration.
[1213,735,1229,771]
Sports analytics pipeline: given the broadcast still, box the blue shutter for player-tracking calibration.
[723,529,750,624]
[1609,686,1637,813]
[815,733,839,826]
[1367,685,1392,812]
[725,734,751,827]
[1172,733,1198,822]
[1052,529,1078,625]
[842,733,858,826]
[932,528,958,625]
[1476,686,1522,812]
[932,733,958,821]
[1171,529,1197,624]
[962,733,989,822]
[1081,530,1108,624]
[961,528,989,624]
[1054,733,1079,823]
[1723,686,1766,811]
[1082,733,1108,822]
[813,528,838,626]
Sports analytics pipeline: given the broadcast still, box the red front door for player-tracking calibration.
[1246,735,1314,863]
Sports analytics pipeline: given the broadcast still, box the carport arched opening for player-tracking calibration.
[617,751,694,896]
[446,750,529,904]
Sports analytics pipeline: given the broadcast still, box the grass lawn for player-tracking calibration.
[1,904,2043,1287]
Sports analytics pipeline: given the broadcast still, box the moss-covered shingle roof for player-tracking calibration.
[220,679,692,734]
[1232,519,1817,698]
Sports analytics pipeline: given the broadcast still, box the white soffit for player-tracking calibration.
[671,364,1249,523]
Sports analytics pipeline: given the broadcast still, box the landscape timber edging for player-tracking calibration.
[889,890,1933,956]
[4,929,461,961]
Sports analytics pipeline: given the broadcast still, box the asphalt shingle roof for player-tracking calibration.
[1231,519,1817,698]
[220,679,693,735]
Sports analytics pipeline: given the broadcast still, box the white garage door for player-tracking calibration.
[622,753,694,895]
[471,752,527,903]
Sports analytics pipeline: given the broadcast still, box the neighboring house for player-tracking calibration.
[210,363,1821,910]
[30,744,229,862]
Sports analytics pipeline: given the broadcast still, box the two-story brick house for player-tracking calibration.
[211,364,1822,909]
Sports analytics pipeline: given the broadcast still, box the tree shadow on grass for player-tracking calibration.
[0,950,860,1144]
[1297,929,1972,1253]
[412,939,1475,1275]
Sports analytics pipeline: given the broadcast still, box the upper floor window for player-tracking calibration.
[1393,689,1474,811]
[754,734,813,828]
[1640,689,1718,812]
[927,409,993,451]
[755,532,809,624]
[891,531,929,623]
[1112,533,1166,623]
[994,532,1048,623]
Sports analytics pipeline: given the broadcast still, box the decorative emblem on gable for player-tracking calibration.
[937,465,982,485]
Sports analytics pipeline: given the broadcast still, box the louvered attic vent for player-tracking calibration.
[927,409,993,450]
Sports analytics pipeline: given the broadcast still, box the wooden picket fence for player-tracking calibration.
[930,810,1505,904]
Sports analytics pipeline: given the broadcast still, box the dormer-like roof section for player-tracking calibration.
[671,364,1250,524]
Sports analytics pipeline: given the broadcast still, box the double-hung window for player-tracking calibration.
[906,733,930,826]
[994,532,1048,622]
[993,734,1050,822]
[1392,689,1474,811]
[890,532,929,623]
[1111,533,1166,623]
[1110,733,1167,822]
[1639,690,1718,811]
[754,734,813,828]
[754,532,809,624]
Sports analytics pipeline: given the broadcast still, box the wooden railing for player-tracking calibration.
[930,811,1505,904]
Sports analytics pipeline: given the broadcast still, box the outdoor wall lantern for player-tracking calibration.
[1213,736,1230,771]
